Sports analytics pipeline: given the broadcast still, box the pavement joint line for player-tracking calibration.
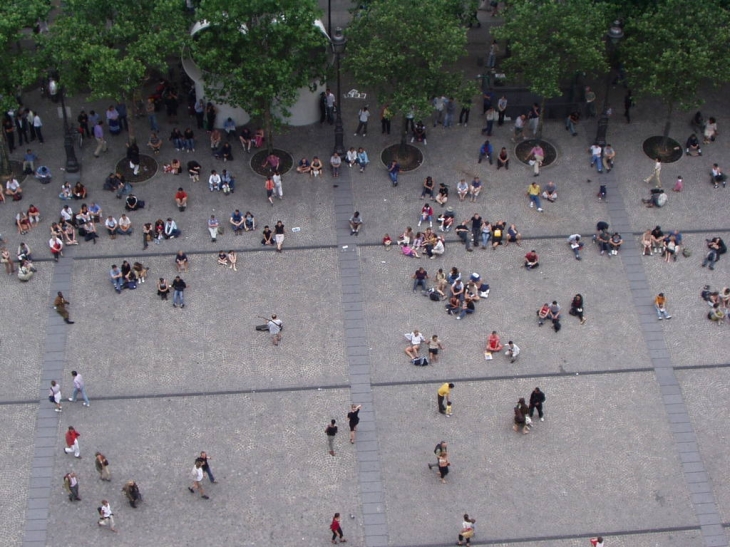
[334,165,390,546]
[603,167,728,547]
[22,255,74,546]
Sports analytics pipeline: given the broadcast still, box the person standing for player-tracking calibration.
[188,460,210,499]
[93,121,107,158]
[266,314,283,346]
[67,370,90,406]
[64,426,81,458]
[98,500,118,531]
[654,293,672,320]
[49,380,62,412]
[354,106,370,136]
[624,89,634,123]
[33,112,44,143]
[428,440,447,470]
[347,404,361,444]
[274,220,285,252]
[330,513,346,544]
[265,176,275,205]
[643,157,662,187]
[497,95,508,126]
[171,275,187,308]
[437,382,454,415]
[380,104,392,134]
[63,472,81,502]
[457,514,476,546]
[529,387,546,421]
[94,452,111,481]
[54,291,74,324]
[196,451,217,483]
[325,419,338,456]
[437,450,450,483]
[585,86,596,118]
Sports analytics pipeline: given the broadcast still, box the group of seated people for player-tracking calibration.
[16,204,40,234]
[229,209,256,234]
[410,121,427,144]
[141,218,182,246]
[58,181,88,201]
[593,221,624,257]
[216,250,238,271]
[109,260,149,293]
[442,269,490,321]
[102,213,134,239]
[238,126,264,152]
[640,225,684,263]
[104,172,133,198]
[296,157,324,177]
[390,226,446,259]
[701,285,729,323]
[55,202,105,244]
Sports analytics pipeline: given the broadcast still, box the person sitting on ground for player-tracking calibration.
[157,277,170,300]
[17,242,32,263]
[609,232,623,256]
[686,133,702,156]
[426,236,445,259]
[382,234,392,249]
[59,182,72,200]
[147,132,162,154]
[703,116,718,144]
[164,218,181,239]
[649,225,664,253]
[17,259,35,282]
[497,147,509,170]
[401,244,419,258]
[702,237,727,270]
[567,234,583,260]
[16,211,31,235]
[537,302,550,326]
[412,121,427,144]
[602,144,616,172]
[217,250,229,267]
[596,227,611,255]
[663,235,678,263]
[524,250,539,269]
[435,183,449,206]
[330,153,342,177]
[404,330,427,360]
[133,262,149,283]
[210,128,222,150]
[349,211,362,236]
[542,181,557,202]
[223,117,236,139]
[437,210,455,233]
[310,156,323,177]
[169,158,181,175]
[345,147,358,168]
[548,300,561,326]
[261,152,280,173]
[261,225,274,246]
[175,250,189,272]
[71,182,87,200]
[216,142,233,162]
[445,295,461,315]
[505,224,521,247]
[711,163,727,188]
[455,222,473,251]
[485,331,503,357]
[188,160,202,182]
[238,126,252,151]
[244,211,255,232]
[104,215,118,239]
[640,229,653,256]
[457,295,476,320]
[456,179,469,201]
[296,157,311,174]
[230,209,245,234]
[253,127,264,148]
[175,187,188,212]
[220,169,235,194]
[125,194,143,211]
[491,220,506,249]
[118,214,133,235]
[469,177,482,203]
[708,302,725,323]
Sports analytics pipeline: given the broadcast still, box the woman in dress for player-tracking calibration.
[347,404,361,444]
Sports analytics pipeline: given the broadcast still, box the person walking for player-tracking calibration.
[122,480,142,508]
[93,121,107,158]
[644,157,662,187]
[68,370,90,406]
[529,387,546,421]
[54,292,74,324]
[195,451,217,483]
[457,514,476,546]
[437,382,454,415]
[330,513,346,544]
[49,380,62,412]
[437,450,450,483]
[325,419,338,456]
[95,452,111,481]
[63,472,81,502]
[172,275,187,308]
[64,426,81,458]
[428,440,447,470]
[654,293,672,320]
[188,460,210,499]
[98,500,118,531]
[347,404,361,444]
[266,314,283,346]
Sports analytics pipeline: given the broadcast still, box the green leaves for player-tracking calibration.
[344,0,468,118]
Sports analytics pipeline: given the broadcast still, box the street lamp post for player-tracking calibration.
[595,20,624,146]
[59,86,80,178]
[332,27,347,157]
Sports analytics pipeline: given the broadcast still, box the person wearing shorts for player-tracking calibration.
[428,335,445,362]
[347,404,361,444]
[274,220,285,252]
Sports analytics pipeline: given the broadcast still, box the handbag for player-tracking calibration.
[217,226,224,235]
[461,529,475,539]
[49,395,55,403]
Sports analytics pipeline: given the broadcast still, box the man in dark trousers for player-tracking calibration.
[428,440,447,470]
[54,292,74,324]
[325,419,338,456]
[529,387,546,422]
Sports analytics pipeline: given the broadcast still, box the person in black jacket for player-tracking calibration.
[529,387,546,421]
[702,237,727,270]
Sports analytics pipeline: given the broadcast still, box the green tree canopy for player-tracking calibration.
[44,0,188,139]
[344,0,468,134]
[621,0,730,140]
[191,0,328,152]
[493,0,609,115]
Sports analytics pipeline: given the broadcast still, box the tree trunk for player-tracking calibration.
[536,97,546,140]
[661,100,674,153]
[264,106,274,154]
[124,92,137,145]
[0,130,12,182]
[399,113,408,155]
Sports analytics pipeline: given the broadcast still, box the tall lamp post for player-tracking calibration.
[332,27,347,157]
[595,20,624,146]
[59,86,80,179]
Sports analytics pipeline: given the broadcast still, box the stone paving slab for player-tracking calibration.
[62,250,348,397]
[359,243,652,384]
[0,404,40,547]
[677,368,730,524]
[46,390,362,547]
[373,374,695,546]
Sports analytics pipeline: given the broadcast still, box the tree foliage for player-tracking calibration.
[44,0,188,138]
[192,0,328,152]
[622,0,730,114]
[493,0,609,100]
[344,0,468,122]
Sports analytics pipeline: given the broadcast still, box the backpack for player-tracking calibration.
[682,247,691,258]
[428,289,440,301]
[553,319,561,332]
[493,229,502,238]
[412,357,429,366]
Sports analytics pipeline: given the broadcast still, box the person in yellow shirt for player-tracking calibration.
[437,382,454,415]
[527,181,543,212]
[654,293,672,320]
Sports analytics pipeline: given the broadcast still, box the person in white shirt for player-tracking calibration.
[567,234,583,260]
[164,218,181,239]
[589,144,603,173]
[272,171,283,198]
[505,341,520,363]
[209,169,221,191]
[188,461,209,499]
[118,214,133,235]
[5,178,22,198]
[60,205,74,223]
[354,106,370,136]
[345,147,358,167]
[33,113,44,143]
[105,216,118,238]
[404,330,427,360]
[98,500,117,531]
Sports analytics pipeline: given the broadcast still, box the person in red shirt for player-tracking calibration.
[524,250,539,270]
[175,187,187,212]
[330,513,346,544]
[265,177,275,206]
[64,426,81,458]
